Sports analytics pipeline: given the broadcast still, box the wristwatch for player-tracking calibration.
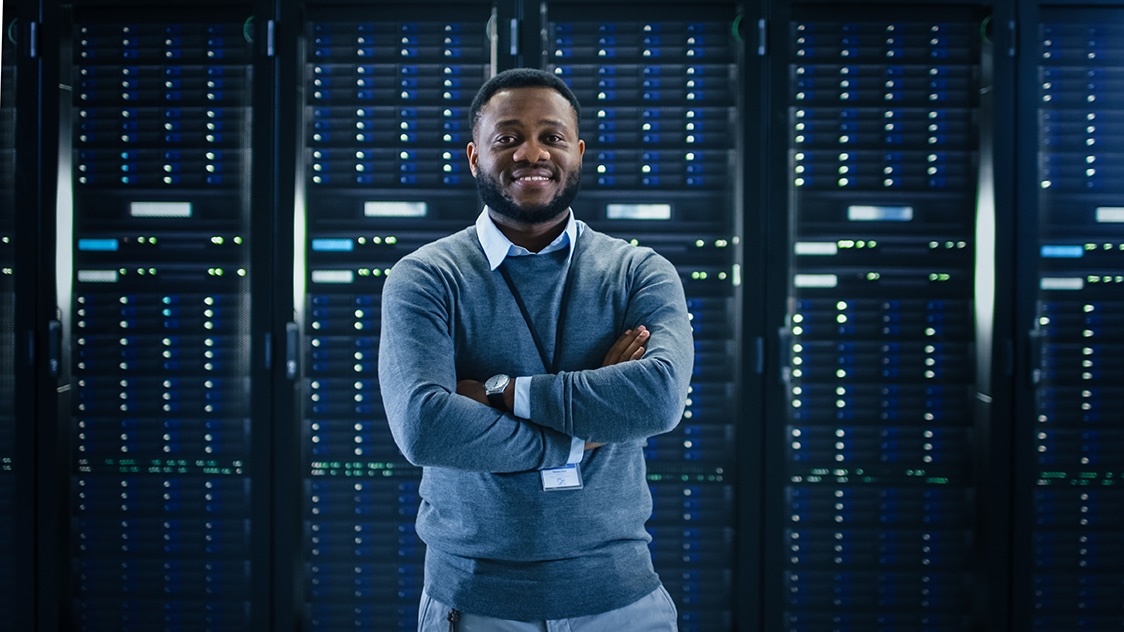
[484,373,510,410]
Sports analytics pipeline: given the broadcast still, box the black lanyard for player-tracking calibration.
[497,245,578,374]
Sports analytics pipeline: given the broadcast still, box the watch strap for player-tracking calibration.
[486,390,505,409]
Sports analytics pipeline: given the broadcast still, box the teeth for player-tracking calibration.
[519,175,550,181]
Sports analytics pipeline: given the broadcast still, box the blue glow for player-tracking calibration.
[1040,245,1084,259]
[77,239,119,251]
[311,239,354,252]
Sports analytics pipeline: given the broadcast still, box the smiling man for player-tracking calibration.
[378,68,694,632]
[467,80,584,235]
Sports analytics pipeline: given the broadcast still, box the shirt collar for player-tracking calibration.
[476,207,582,271]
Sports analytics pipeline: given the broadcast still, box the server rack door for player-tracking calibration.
[295,4,495,630]
[542,3,744,630]
[57,4,266,630]
[0,6,19,628]
[1014,5,1124,631]
[766,4,989,630]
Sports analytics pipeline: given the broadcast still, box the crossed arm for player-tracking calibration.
[379,250,692,473]
[455,326,652,451]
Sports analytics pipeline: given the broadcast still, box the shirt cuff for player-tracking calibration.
[566,436,585,465]
[516,377,585,466]
[513,376,531,419]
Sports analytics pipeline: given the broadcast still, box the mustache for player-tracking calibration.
[509,162,559,177]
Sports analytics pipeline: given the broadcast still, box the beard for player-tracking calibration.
[475,167,582,225]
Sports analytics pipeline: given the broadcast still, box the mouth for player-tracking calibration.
[511,168,556,185]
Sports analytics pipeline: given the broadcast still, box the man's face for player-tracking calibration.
[467,86,585,225]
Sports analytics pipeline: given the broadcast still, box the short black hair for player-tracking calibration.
[469,68,582,136]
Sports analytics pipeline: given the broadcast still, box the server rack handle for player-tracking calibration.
[1027,326,1043,387]
[286,322,300,381]
[47,319,61,379]
[778,326,791,389]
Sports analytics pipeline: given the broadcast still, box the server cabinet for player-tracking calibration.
[765,3,992,630]
[1,6,20,627]
[1013,4,1124,631]
[56,4,271,630]
[293,4,496,629]
[8,1,62,630]
[541,2,745,629]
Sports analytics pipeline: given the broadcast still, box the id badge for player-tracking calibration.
[540,463,583,491]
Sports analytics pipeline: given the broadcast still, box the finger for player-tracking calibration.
[602,328,638,365]
[611,329,635,351]
[618,327,649,359]
[602,326,650,366]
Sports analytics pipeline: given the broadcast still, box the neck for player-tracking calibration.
[490,209,568,253]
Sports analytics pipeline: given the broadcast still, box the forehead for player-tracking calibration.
[478,86,578,129]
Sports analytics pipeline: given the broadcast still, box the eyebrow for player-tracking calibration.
[492,118,571,130]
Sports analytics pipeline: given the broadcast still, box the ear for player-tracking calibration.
[466,141,479,177]
[577,138,585,159]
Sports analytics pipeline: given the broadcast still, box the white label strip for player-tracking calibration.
[77,270,119,283]
[130,201,193,218]
[364,201,428,217]
[794,241,838,256]
[1040,277,1084,291]
[794,274,838,288]
[847,205,913,221]
[1095,207,1124,223]
[606,203,672,220]
[311,270,355,284]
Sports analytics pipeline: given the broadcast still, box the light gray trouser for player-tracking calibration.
[417,585,679,632]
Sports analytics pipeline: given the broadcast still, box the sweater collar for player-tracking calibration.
[475,207,583,271]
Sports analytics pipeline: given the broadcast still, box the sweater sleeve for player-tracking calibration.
[377,254,573,473]
[528,249,694,443]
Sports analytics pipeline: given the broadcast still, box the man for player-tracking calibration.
[378,67,694,631]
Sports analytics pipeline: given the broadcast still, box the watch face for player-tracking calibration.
[485,374,508,393]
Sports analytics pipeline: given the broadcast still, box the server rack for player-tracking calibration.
[9,1,65,630]
[765,3,994,630]
[1013,4,1124,631]
[541,3,745,629]
[56,3,272,630]
[1,7,19,627]
[293,4,496,630]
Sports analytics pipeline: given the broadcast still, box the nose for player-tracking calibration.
[512,138,550,163]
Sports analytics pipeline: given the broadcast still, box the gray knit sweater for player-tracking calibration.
[378,222,693,620]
